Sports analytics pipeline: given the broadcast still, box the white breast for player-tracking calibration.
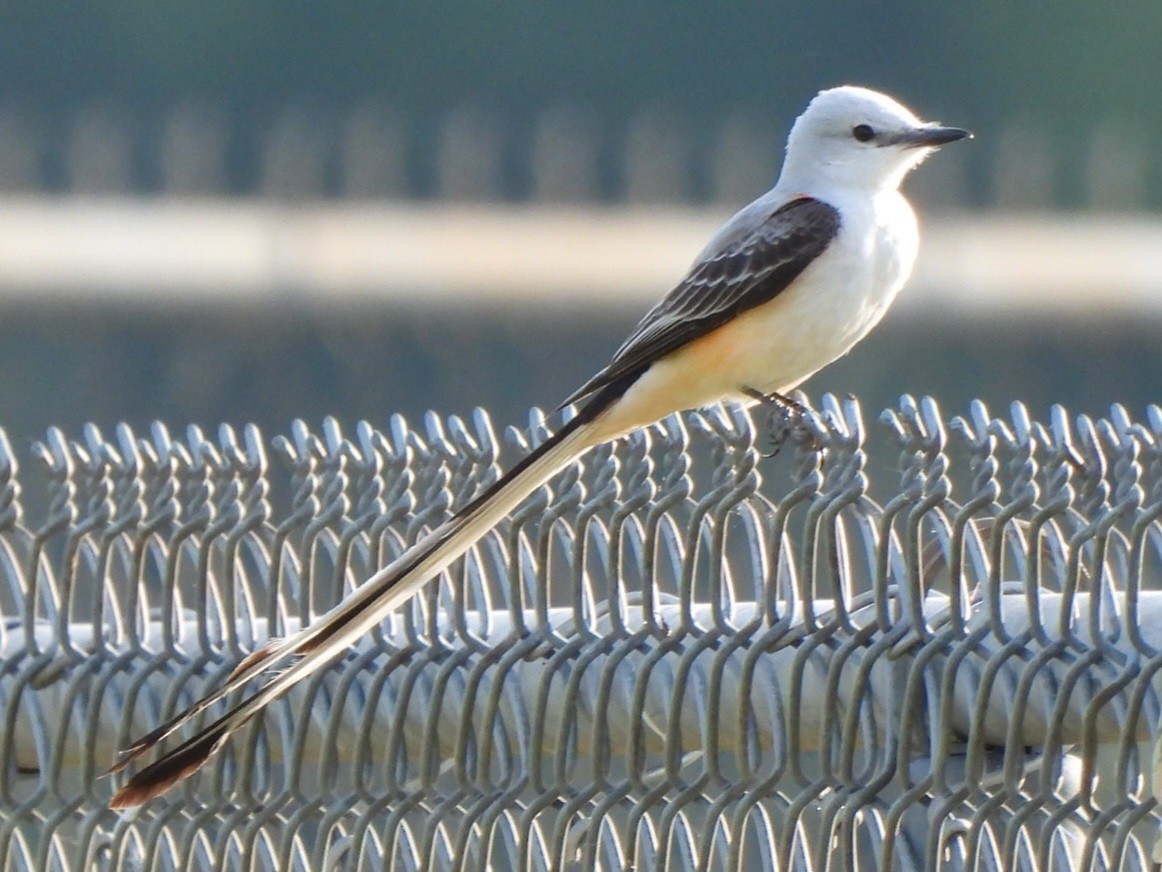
[733,187,919,393]
[591,189,920,442]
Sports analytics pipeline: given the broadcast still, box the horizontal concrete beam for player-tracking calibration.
[0,197,1159,314]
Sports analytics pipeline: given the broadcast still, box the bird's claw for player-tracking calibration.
[742,387,823,456]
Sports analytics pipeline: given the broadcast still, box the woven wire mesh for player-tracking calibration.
[3,395,1162,870]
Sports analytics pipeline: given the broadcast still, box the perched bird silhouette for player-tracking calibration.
[109,85,969,806]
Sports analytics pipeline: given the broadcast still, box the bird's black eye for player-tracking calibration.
[851,124,875,143]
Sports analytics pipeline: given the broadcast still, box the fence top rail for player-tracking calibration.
[2,394,1162,644]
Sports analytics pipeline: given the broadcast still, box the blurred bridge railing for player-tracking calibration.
[0,99,1156,210]
[3,395,1162,870]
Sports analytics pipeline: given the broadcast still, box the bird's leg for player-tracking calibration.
[741,386,822,456]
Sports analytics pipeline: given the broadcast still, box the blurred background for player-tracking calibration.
[0,2,1160,453]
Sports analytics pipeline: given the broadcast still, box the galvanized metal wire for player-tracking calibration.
[3,395,1162,870]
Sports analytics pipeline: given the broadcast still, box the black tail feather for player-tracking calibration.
[104,640,281,778]
[107,400,616,806]
[108,719,232,808]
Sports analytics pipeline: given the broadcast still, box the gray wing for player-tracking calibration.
[561,196,842,410]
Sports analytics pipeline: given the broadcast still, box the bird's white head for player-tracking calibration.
[778,85,970,194]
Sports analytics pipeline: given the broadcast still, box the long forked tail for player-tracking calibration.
[108,405,611,807]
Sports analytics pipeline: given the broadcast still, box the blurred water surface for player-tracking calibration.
[0,299,1154,454]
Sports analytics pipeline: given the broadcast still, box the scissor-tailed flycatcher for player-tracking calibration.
[109,85,969,807]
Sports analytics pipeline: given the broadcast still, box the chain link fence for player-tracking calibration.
[2,395,1162,869]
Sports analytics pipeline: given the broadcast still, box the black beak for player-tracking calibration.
[895,125,972,149]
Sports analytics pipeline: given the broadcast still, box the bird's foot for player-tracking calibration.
[742,387,823,456]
